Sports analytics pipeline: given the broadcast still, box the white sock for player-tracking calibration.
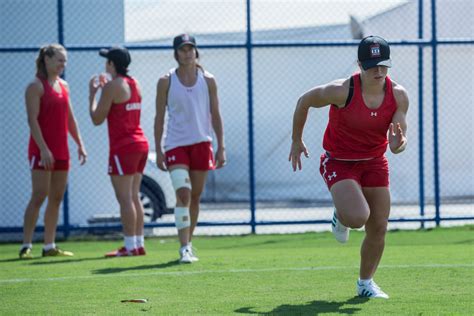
[43,243,56,251]
[22,243,33,250]
[124,236,136,251]
[358,278,372,285]
[136,235,145,248]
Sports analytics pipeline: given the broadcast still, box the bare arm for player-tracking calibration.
[289,79,348,171]
[25,79,54,170]
[154,76,169,171]
[88,77,114,126]
[206,74,226,169]
[389,83,409,154]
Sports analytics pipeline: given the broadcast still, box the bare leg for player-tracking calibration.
[43,171,68,244]
[110,175,136,236]
[132,173,144,236]
[188,170,208,240]
[360,187,391,279]
[22,170,51,244]
[330,179,370,229]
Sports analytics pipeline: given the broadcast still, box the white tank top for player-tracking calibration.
[164,68,213,151]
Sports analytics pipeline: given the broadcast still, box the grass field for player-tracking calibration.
[1,226,473,315]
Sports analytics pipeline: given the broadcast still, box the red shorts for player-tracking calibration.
[319,153,389,190]
[109,143,148,175]
[29,155,69,171]
[165,142,215,171]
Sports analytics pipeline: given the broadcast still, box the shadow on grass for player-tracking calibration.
[27,256,106,265]
[235,297,369,315]
[92,259,180,274]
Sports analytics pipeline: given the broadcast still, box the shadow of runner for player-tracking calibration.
[92,259,180,274]
[235,297,369,315]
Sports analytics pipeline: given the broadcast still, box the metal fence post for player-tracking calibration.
[431,0,441,226]
[418,0,425,229]
[58,0,70,239]
[246,0,256,234]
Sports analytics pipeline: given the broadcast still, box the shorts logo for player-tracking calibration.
[209,160,214,167]
[108,165,112,173]
[370,44,381,58]
[328,171,337,181]
[371,112,377,117]
[168,155,176,162]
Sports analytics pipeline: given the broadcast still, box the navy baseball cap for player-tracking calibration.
[99,46,131,68]
[173,34,196,50]
[358,36,391,70]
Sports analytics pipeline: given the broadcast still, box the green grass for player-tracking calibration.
[1,226,473,315]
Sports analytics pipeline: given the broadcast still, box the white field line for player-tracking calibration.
[1,263,472,284]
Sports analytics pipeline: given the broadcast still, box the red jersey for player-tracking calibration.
[107,76,148,153]
[322,74,397,159]
[28,77,69,160]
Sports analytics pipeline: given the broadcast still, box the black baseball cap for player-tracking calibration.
[173,34,196,50]
[358,35,391,70]
[99,46,131,68]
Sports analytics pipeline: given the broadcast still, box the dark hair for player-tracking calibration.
[35,44,66,78]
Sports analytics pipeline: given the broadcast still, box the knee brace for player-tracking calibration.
[170,169,192,191]
[174,207,190,230]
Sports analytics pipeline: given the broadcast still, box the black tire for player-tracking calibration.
[140,175,171,222]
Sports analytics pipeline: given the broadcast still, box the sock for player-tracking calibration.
[136,235,145,248]
[21,243,33,250]
[124,236,136,251]
[358,278,372,285]
[43,243,56,251]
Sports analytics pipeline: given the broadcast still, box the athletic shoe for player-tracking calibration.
[357,280,389,299]
[19,247,33,260]
[187,245,199,262]
[42,247,74,257]
[104,246,138,257]
[137,247,146,256]
[331,210,349,243]
[179,247,193,264]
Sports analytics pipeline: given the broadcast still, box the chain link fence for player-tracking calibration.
[0,0,473,239]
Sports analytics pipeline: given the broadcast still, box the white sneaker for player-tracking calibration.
[187,245,199,262]
[331,210,349,243]
[179,247,193,264]
[357,279,389,299]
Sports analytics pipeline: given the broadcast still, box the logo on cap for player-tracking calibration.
[370,44,381,58]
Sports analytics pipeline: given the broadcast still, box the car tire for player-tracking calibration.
[140,175,171,222]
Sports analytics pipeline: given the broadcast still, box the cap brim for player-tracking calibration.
[177,42,196,49]
[99,48,109,58]
[361,58,392,70]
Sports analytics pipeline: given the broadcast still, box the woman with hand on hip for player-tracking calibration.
[155,34,226,263]
[20,44,87,259]
[89,46,149,257]
[289,36,409,298]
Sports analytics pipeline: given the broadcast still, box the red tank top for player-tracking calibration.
[107,76,148,153]
[28,77,69,160]
[322,74,397,159]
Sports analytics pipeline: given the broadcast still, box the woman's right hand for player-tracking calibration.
[40,148,55,171]
[288,140,309,172]
[156,151,167,171]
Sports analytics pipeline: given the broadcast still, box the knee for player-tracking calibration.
[132,193,141,205]
[367,222,388,240]
[115,192,133,208]
[190,191,202,204]
[344,213,370,229]
[30,191,48,207]
[176,188,191,206]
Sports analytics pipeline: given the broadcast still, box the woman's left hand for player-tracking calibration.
[215,147,226,169]
[389,122,407,154]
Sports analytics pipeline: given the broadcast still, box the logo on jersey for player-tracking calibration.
[370,44,381,58]
[371,112,378,117]
[328,171,337,181]
[167,155,176,162]
[126,103,141,111]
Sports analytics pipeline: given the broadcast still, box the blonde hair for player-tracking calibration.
[35,44,66,78]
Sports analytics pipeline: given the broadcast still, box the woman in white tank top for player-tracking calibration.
[154,34,226,263]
